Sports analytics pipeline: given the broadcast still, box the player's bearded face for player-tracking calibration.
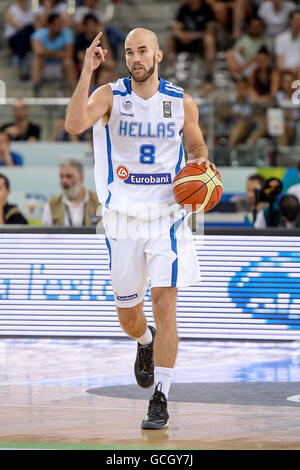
[129,55,156,82]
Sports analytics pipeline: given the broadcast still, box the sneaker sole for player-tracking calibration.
[141,421,169,430]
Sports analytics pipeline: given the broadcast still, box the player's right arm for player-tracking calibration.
[65,32,113,135]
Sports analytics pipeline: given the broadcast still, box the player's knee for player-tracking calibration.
[152,289,177,325]
[152,287,177,304]
[118,305,143,331]
[118,310,137,329]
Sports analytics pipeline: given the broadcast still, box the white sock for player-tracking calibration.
[136,326,153,346]
[154,366,174,399]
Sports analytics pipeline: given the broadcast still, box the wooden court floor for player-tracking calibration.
[1,337,300,450]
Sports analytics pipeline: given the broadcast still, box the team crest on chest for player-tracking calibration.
[120,100,134,117]
[163,101,172,118]
[122,100,133,110]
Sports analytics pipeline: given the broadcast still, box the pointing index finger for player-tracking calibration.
[91,31,103,46]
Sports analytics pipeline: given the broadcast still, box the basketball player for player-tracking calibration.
[65,28,220,430]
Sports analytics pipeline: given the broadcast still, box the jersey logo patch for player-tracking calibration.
[122,100,133,110]
[163,101,172,118]
[124,173,172,185]
[116,293,138,301]
[117,166,129,179]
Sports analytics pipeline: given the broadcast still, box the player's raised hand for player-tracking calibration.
[83,32,108,74]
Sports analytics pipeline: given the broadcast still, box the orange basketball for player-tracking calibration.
[172,163,223,212]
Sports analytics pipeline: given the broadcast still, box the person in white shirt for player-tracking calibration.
[275,71,300,145]
[3,0,37,63]
[287,162,300,202]
[35,0,71,29]
[73,0,109,28]
[41,158,100,226]
[275,9,300,75]
[258,0,296,37]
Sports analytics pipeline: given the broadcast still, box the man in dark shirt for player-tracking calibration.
[74,13,117,87]
[0,99,40,141]
[166,0,217,79]
[0,173,28,224]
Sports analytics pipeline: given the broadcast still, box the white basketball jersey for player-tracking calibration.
[93,77,185,219]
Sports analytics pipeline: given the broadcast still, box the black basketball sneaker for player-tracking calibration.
[141,382,169,430]
[134,325,156,388]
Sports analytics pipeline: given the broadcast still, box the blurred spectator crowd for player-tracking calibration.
[2,0,300,228]
[1,0,300,147]
[168,0,300,148]
[3,0,124,96]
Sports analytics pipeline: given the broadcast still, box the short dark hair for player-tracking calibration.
[289,9,300,21]
[48,13,60,25]
[0,173,10,190]
[279,194,300,222]
[248,174,265,187]
[83,13,99,26]
[249,15,265,26]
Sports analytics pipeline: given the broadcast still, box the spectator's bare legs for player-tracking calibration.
[203,31,216,78]
[280,124,294,146]
[211,0,251,39]
[227,49,256,80]
[32,53,45,88]
[165,32,216,78]
[210,1,230,31]
[227,50,240,79]
[233,0,252,39]
[247,118,267,145]
[228,118,251,147]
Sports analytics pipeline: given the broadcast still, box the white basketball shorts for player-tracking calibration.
[102,208,201,308]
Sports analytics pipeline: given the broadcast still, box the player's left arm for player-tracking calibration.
[182,93,221,179]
